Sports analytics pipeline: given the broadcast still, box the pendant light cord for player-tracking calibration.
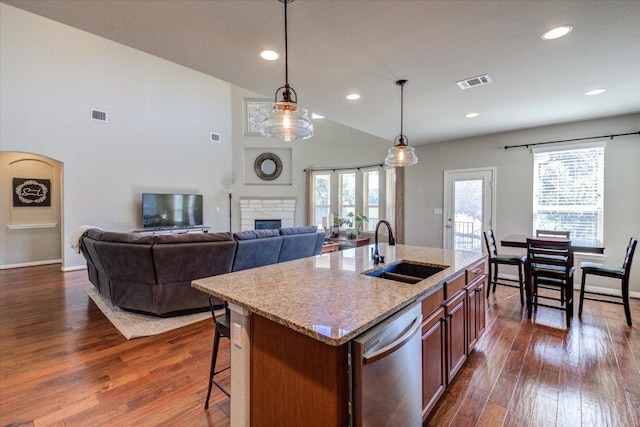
[284,0,289,87]
[400,83,404,137]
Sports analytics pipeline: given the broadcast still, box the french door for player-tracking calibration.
[443,168,496,252]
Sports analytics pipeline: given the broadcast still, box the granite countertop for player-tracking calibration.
[192,243,485,346]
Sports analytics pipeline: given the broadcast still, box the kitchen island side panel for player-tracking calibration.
[250,314,350,427]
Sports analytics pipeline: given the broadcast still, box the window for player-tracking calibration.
[363,169,379,232]
[309,167,396,235]
[533,143,604,241]
[338,172,356,221]
[312,173,331,228]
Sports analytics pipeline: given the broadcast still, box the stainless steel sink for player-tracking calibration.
[362,261,447,284]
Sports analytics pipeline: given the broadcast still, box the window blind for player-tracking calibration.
[533,144,604,240]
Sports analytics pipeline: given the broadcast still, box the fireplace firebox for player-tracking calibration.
[255,219,282,230]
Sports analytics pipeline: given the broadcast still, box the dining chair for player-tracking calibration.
[483,230,526,305]
[579,237,637,326]
[536,229,571,238]
[204,297,230,409]
[526,238,575,327]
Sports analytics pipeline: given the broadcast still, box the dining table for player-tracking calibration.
[500,234,605,255]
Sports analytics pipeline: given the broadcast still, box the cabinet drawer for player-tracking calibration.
[421,287,444,318]
[444,272,465,300]
[466,260,486,284]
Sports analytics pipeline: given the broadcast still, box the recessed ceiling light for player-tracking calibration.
[465,113,480,118]
[260,50,279,61]
[585,88,606,96]
[346,93,361,101]
[312,113,325,119]
[541,25,573,40]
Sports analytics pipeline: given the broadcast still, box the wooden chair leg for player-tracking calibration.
[205,330,221,409]
[517,263,524,306]
[579,271,587,317]
[493,264,499,293]
[486,262,493,298]
[623,278,632,326]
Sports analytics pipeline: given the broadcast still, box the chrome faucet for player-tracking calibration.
[372,220,396,264]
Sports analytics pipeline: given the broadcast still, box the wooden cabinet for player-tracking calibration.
[421,306,446,420]
[444,289,467,383]
[466,261,487,353]
[421,257,487,421]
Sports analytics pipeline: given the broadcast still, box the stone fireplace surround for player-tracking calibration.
[239,198,296,231]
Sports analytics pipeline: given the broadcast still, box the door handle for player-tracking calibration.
[362,314,423,364]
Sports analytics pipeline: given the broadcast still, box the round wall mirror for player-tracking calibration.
[254,152,283,181]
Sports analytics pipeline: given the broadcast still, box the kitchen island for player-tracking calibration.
[192,243,486,426]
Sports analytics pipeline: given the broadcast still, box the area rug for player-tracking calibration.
[85,286,216,339]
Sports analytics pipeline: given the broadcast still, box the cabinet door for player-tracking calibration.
[466,275,488,353]
[421,307,446,421]
[445,290,467,383]
[477,276,486,338]
[466,281,479,353]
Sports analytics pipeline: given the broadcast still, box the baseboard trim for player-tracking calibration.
[0,259,62,270]
[62,265,87,272]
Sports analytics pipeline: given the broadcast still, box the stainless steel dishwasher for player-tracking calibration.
[351,301,423,426]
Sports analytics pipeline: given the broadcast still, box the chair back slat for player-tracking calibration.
[622,238,637,277]
[484,230,498,257]
[527,238,573,268]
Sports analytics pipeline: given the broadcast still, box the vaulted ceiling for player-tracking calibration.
[4,0,640,144]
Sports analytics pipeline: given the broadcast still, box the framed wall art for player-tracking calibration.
[13,178,51,207]
[244,98,272,136]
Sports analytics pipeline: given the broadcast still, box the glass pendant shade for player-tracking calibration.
[385,136,418,166]
[384,79,418,166]
[261,101,314,142]
[259,0,314,142]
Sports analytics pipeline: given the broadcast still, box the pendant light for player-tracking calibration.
[260,0,314,142]
[384,79,418,166]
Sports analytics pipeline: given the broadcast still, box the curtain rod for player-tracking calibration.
[504,131,640,150]
[304,163,384,172]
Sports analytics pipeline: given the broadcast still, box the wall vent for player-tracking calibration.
[91,109,107,122]
[210,132,221,143]
[456,74,492,90]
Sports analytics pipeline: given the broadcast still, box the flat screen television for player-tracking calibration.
[142,193,203,228]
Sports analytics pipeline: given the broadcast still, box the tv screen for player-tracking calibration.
[142,193,203,228]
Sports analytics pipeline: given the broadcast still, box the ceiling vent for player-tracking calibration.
[210,132,221,143]
[91,109,107,122]
[456,74,492,90]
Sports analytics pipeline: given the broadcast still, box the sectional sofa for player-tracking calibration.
[79,226,325,317]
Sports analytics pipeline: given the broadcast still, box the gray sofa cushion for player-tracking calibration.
[278,226,321,262]
[279,226,318,235]
[232,230,283,271]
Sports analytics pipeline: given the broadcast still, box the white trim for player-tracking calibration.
[443,167,497,250]
[0,259,61,270]
[6,223,58,229]
[62,265,87,272]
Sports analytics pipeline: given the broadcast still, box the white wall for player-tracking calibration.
[229,85,391,230]
[405,113,640,293]
[0,4,233,269]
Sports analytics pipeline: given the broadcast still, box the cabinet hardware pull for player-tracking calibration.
[473,269,482,274]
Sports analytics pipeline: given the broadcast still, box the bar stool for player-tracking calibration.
[527,237,575,327]
[483,230,526,305]
[579,237,637,326]
[204,297,230,409]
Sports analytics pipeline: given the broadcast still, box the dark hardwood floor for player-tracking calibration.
[1,264,638,426]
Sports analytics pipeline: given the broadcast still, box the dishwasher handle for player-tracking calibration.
[362,314,423,365]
